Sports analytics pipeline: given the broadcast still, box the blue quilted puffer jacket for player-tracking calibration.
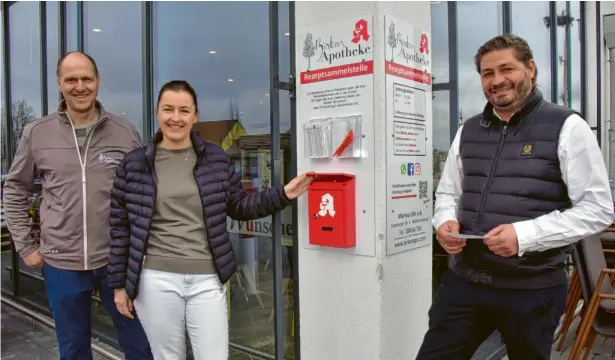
[107,131,291,299]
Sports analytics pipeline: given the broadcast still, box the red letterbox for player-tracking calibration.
[306,173,356,248]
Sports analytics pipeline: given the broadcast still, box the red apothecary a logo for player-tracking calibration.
[352,19,370,43]
[420,33,429,55]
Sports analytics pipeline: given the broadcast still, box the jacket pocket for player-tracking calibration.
[38,192,58,227]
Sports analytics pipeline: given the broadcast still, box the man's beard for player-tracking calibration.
[484,75,532,108]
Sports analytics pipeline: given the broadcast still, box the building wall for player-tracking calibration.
[295,3,432,359]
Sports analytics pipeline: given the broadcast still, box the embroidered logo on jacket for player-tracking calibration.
[99,153,121,166]
[521,144,533,156]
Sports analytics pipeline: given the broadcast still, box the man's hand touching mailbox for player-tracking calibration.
[436,220,466,255]
[283,173,313,200]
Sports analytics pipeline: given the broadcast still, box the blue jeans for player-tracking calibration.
[42,263,153,360]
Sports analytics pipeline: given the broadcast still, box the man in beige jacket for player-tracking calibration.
[3,51,152,360]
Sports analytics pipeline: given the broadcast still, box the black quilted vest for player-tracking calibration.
[452,89,576,289]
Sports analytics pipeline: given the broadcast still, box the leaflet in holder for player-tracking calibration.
[331,115,362,158]
[303,115,363,159]
[447,233,485,240]
[303,117,332,159]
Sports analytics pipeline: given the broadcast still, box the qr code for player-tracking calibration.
[419,181,428,199]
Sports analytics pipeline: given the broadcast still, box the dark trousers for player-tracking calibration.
[42,263,153,360]
[416,271,567,360]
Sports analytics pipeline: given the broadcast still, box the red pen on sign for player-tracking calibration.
[332,130,354,157]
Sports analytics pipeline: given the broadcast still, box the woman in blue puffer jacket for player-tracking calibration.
[107,80,311,360]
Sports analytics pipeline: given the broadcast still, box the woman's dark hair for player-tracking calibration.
[156,80,199,111]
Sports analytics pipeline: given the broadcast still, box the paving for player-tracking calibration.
[5,297,615,360]
[500,316,615,360]
[0,248,296,359]
[1,302,112,360]
[0,298,275,360]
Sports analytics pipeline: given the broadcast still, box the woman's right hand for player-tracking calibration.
[114,289,134,319]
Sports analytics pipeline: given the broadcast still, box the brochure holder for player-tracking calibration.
[331,115,362,158]
[304,117,332,159]
[303,115,363,159]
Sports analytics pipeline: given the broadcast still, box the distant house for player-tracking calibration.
[192,120,247,156]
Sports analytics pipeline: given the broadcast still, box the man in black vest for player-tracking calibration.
[416,34,614,360]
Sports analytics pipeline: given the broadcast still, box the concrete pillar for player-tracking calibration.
[295,2,433,359]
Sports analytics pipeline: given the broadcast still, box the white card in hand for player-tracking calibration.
[447,233,485,240]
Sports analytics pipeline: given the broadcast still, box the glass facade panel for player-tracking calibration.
[430,1,451,186]
[278,1,292,86]
[556,1,582,112]
[511,2,552,103]
[154,2,271,134]
[569,2,582,113]
[5,1,47,306]
[557,1,567,106]
[8,2,41,121]
[65,2,78,51]
[431,89,451,295]
[1,3,9,296]
[431,1,449,84]
[278,1,292,133]
[46,1,59,112]
[277,3,297,357]
[153,1,282,356]
[0,6,5,175]
[457,1,503,123]
[84,1,143,135]
[432,90,451,191]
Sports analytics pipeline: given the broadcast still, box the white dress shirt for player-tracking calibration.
[432,113,615,256]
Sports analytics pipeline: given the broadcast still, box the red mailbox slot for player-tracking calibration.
[306,173,356,248]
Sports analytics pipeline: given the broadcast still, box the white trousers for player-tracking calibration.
[133,269,229,360]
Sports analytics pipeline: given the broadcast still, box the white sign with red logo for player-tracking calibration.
[299,18,373,85]
[384,15,433,255]
[297,15,376,257]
